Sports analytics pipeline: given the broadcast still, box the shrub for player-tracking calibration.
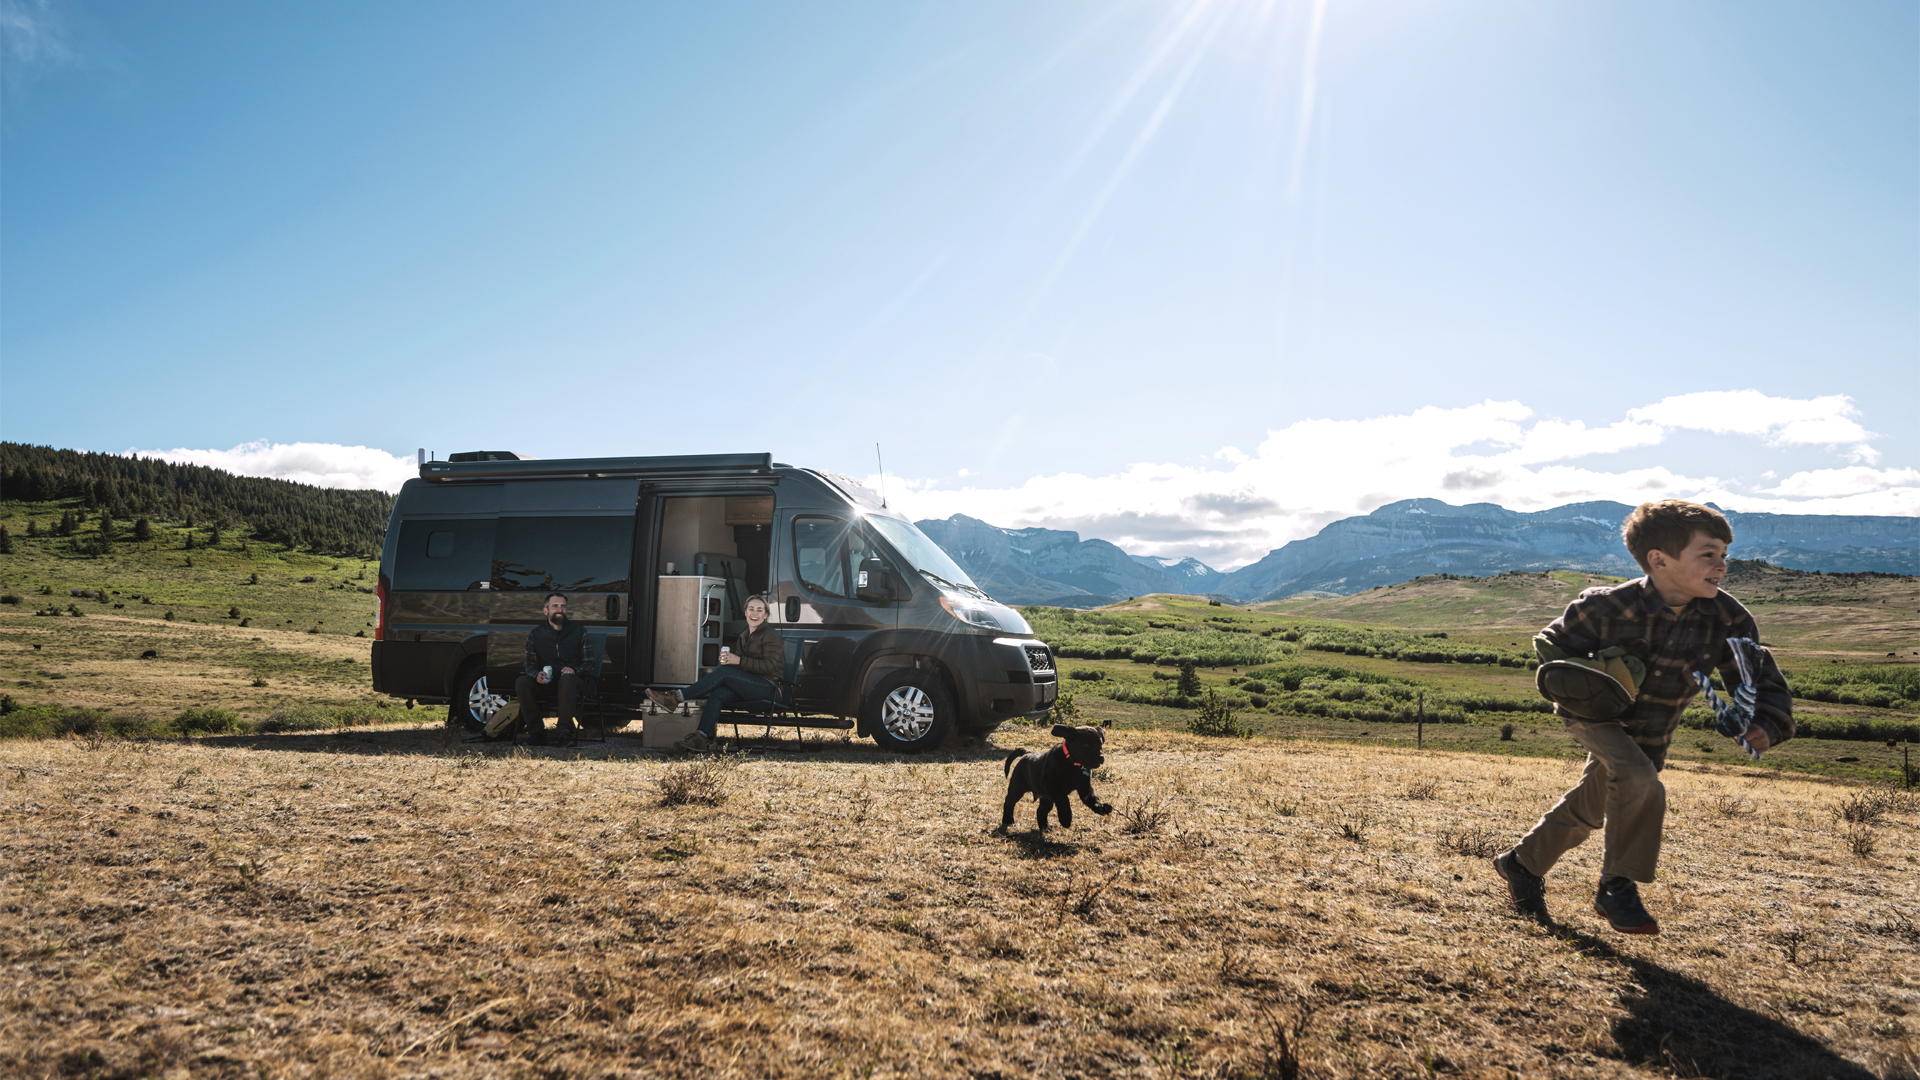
[228,606,242,620]
[1437,825,1503,858]
[1068,669,1105,681]
[1117,797,1171,835]
[175,707,240,735]
[1186,690,1245,738]
[0,595,19,605]
[1500,723,1516,741]
[256,707,341,733]
[1049,688,1080,725]
[657,757,737,807]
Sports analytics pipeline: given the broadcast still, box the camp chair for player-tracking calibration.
[720,637,806,744]
[496,632,609,745]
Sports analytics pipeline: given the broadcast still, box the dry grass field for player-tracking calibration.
[4,721,1916,1079]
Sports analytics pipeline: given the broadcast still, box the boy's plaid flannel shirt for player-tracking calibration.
[1538,578,1794,766]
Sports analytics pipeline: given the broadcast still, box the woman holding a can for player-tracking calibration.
[647,593,783,751]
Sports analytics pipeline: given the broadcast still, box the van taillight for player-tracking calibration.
[375,580,387,641]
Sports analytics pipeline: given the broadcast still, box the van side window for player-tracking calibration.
[395,519,495,591]
[490,516,634,592]
[793,517,849,598]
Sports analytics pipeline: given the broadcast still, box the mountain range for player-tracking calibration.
[915,500,1919,607]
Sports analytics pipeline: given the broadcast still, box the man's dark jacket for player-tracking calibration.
[523,618,598,698]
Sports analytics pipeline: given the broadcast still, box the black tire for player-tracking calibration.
[863,669,955,754]
[449,662,508,733]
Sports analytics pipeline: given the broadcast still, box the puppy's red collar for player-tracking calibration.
[1059,739,1091,775]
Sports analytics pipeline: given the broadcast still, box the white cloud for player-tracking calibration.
[125,441,417,493]
[882,392,1916,569]
[1761,466,1920,499]
[1626,390,1877,461]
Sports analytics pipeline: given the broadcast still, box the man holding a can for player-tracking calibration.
[515,592,596,747]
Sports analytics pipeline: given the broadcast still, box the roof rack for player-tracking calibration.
[419,452,775,482]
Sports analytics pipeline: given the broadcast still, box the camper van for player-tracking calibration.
[370,452,1056,752]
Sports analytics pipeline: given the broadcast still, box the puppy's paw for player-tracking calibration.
[1094,803,1113,815]
[991,825,1009,836]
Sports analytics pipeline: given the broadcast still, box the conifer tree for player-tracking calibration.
[134,516,153,542]
[1177,659,1202,697]
[0,525,11,555]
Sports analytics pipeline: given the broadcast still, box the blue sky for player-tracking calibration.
[3,0,1915,566]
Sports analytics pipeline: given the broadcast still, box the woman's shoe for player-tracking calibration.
[647,689,679,711]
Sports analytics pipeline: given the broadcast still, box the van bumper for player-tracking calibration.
[968,637,1057,720]
[973,676,1057,719]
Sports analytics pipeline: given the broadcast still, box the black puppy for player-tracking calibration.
[995,723,1113,834]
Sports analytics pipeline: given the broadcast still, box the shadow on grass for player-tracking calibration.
[195,722,1023,765]
[1548,926,1880,1080]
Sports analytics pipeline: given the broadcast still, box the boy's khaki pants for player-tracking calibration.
[1512,719,1666,883]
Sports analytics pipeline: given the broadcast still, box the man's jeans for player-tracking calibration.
[679,668,776,737]
[514,672,580,739]
[1512,719,1667,883]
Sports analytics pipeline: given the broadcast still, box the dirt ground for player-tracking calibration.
[3,722,1915,1079]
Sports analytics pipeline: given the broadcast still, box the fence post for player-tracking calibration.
[1417,691,1425,749]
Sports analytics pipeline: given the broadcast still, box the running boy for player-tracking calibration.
[1494,500,1794,934]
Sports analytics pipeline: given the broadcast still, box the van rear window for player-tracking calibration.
[395,519,495,591]
[490,516,633,593]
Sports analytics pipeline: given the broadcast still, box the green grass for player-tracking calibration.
[1,498,381,636]
[1785,662,1920,710]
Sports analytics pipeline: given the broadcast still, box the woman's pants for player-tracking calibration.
[680,669,777,737]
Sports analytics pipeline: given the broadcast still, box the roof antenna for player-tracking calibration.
[875,443,888,508]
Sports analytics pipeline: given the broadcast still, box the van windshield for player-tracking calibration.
[866,515,988,599]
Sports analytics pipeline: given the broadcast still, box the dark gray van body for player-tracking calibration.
[370,452,1056,750]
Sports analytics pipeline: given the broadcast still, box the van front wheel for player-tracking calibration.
[864,670,954,754]
[449,663,507,733]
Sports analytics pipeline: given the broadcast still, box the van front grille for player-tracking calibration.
[1023,645,1054,674]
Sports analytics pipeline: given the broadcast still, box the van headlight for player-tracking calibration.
[940,593,1031,634]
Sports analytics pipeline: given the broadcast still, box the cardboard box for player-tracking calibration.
[642,710,699,749]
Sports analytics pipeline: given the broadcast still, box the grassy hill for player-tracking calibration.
[1,496,400,734]
[2,441,391,555]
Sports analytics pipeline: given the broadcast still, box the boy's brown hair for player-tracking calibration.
[1621,500,1733,573]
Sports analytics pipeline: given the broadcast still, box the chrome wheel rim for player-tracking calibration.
[467,675,507,726]
[880,685,935,741]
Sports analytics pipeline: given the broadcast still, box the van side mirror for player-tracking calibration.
[856,557,895,603]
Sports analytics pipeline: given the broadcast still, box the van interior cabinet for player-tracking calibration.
[653,576,730,685]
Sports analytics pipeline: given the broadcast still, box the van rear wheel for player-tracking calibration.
[863,670,954,754]
[449,663,507,733]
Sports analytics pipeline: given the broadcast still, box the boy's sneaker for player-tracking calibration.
[674,731,710,753]
[1594,876,1660,935]
[647,689,678,711]
[1493,850,1548,918]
